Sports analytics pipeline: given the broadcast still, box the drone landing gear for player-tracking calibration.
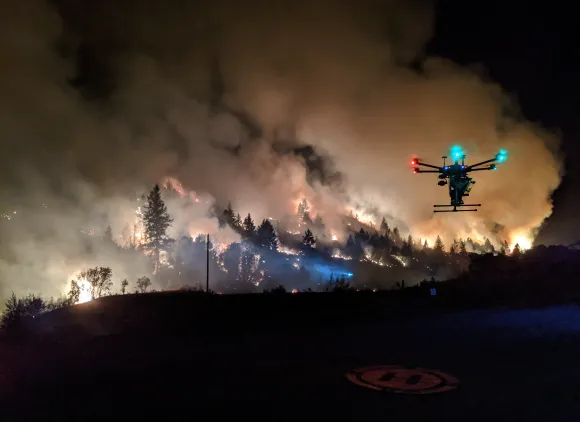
[433,204,481,213]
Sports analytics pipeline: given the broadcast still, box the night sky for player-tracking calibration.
[428,0,580,244]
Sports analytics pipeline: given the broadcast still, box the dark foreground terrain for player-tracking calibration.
[1,291,580,421]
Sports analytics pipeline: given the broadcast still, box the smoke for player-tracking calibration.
[0,0,562,296]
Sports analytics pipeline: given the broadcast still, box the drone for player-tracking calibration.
[411,146,508,213]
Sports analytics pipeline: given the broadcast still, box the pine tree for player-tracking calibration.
[256,219,278,250]
[434,235,445,254]
[314,214,324,227]
[459,238,467,255]
[484,238,495,254]
[142,184,174,268]
[380,217,391,239]
[392,227,401,246]
[401,240,412,257]
[233,213,242,229]
[423,240,429,250]
[499,243,506,255]
[449,244,456,255]
[302,228,316,248]
[512,243,522,257]
[346,234,355,248]
[407,234,413,249]
[503,240,509,254]
[103,225,114,244]
[242,213,256,239]
[222,201,235,228]
[356,228,369,243]
[466,237,475,251]
[297,198,309,220]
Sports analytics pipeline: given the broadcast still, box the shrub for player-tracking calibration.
[0,293,47,335]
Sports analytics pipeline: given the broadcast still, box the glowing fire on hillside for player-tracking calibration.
[77,280,92,304]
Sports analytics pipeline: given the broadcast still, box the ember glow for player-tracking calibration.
[392,255,409,267]
[331,249,352,261]
[279,246,302,256]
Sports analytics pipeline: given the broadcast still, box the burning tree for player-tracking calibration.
[233,213,242,229]
[256,219,278,251]
[68,280,81,304]
[459,239,467,255]
[76,267,113,300]
[434,235,445,254]
[380,217,391,239]
[297,199,310,222]
[238,244,261,288]
[242,213,256,239]
[450,239,459,255]
[392,227,402,247]
[484,238,495,254]
[302,228,316,248]
[499,241,507,255]
[221,201,237,228]
[142,184,174,270]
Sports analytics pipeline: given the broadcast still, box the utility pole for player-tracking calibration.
[206,233,210,292]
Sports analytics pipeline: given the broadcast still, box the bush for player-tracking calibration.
[0,293,48,335]
[136,276,152,293]
[264,285,287,294]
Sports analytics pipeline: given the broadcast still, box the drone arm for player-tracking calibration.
[415,169,440,173]
[468,166,495,172]
[468,157,497,168]
[416,161,442,170]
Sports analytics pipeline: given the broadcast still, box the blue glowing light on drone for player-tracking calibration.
[497,149,508,163]
[450,145,464,159]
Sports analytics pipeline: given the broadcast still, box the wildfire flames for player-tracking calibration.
[77,280,92,304]
[56,178,541,301]
[511,233,533,251]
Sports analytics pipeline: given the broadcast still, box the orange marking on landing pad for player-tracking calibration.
[345,365,459,394]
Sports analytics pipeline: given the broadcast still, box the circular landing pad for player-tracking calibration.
[346,365,459,395]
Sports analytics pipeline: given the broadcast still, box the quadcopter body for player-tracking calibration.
[411,146,507,213]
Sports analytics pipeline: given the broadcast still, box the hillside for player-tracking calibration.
[1,291,580,421]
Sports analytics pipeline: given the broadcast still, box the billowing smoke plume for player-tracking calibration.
[0,0,562,297]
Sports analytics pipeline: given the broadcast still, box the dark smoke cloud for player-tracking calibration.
[0,0,562,297]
